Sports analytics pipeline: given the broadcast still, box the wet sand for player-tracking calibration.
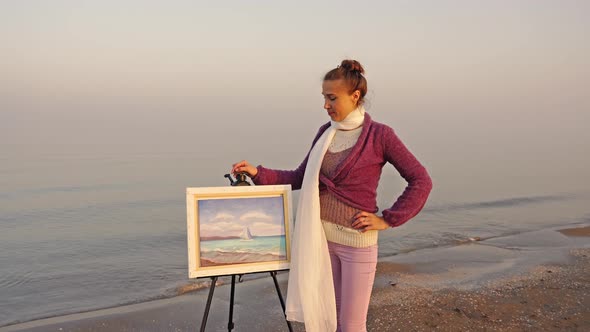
[2,226,589,332]
[558,225,590,237]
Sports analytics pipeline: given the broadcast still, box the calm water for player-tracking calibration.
[1,110,589,327]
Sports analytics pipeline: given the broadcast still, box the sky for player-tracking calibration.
[1,0,589,198]
[2,1,588,113]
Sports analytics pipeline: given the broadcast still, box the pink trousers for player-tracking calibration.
[327,241,378,332]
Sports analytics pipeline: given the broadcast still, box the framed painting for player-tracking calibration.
[186,185,293,278]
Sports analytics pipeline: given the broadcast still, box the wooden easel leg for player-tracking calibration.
[200,276,218,332]
[270,271,294,332]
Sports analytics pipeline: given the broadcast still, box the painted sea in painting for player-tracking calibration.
[200,236,287,266]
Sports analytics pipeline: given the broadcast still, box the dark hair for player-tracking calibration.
[324,59,368,106]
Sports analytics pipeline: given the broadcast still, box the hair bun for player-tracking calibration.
[339,59,365,75]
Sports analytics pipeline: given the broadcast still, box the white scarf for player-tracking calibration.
[285,106,365,332]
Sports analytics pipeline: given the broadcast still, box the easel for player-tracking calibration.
[197,174,294,331]
[199,270,293,332]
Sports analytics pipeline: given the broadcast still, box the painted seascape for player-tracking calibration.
[197,196,287,267]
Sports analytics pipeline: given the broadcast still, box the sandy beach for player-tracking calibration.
[368,248,589,331]
[2,226,588,332]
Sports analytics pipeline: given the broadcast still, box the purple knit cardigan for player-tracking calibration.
[252,113,433,227]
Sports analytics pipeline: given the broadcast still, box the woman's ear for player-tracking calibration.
[352,90,361,104]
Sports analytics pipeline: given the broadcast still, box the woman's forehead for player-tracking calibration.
[322,79,347,94]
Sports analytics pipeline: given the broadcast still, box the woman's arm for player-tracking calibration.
[381,127,433,227]
[252,153,310,190]
[239,123,329,190]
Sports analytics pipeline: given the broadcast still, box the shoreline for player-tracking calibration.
[2,225,589,331]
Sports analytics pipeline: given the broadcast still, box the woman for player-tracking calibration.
[231,60,432,332]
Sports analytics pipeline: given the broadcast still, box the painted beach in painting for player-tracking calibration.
[198,195,287,267]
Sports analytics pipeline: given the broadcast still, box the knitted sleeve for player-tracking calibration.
[251,123,329,190]
[380,126,433,227]
[252,153,310,190]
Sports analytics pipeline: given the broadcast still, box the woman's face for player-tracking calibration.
[322,79,360,122]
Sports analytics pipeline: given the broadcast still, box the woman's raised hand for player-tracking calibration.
[231,160,258,178]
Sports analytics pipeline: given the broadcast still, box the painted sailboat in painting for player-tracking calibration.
[240,226,254,241]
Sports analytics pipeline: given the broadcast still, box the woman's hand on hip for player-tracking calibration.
[231,160,258,178]
[352,211,389,232]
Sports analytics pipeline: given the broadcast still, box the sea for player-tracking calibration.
[1,108,589,327]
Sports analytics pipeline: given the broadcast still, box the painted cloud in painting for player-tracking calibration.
[199,196,285,238]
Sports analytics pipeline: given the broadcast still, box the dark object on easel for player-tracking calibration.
[224,173,251,186]
[198,175,293,332]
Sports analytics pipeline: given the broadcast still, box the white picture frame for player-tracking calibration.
[186,185,293,278]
